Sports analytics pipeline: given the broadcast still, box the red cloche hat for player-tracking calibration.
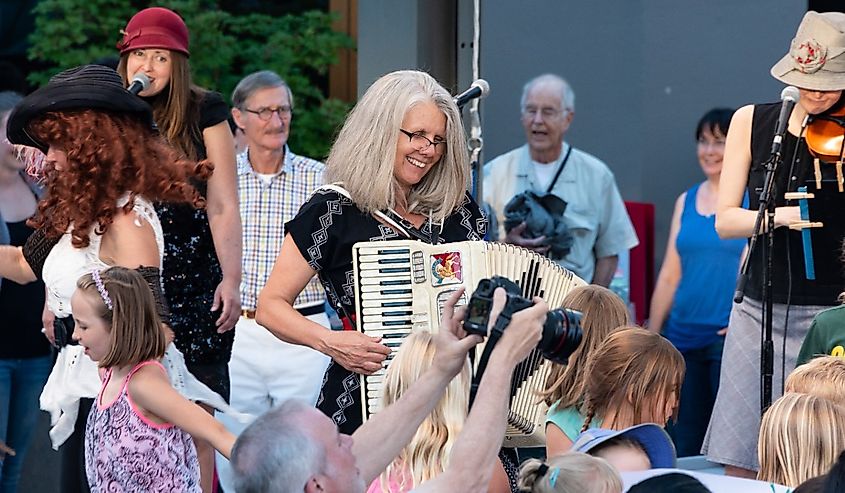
[116,7,190,56]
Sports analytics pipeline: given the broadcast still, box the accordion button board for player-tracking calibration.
[352,239,586,447]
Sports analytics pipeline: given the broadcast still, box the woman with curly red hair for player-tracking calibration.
[0,64,238,493]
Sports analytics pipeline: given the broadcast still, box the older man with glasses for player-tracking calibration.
[216,69,331,491]
[484,73,638,287]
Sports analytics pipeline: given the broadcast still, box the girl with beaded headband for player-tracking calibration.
[703,11,845,478]
[72,267,235,492]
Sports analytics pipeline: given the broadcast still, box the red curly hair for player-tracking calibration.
[27,109,212,248]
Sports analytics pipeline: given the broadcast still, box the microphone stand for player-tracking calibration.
[734,153,782,413]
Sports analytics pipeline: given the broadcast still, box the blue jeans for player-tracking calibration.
[668,338,724,457]
[0,355,52,493]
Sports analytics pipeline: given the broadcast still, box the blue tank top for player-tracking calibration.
[662,183,747,351]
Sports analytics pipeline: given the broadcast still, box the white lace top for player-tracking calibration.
[39,195,248,449]
[41,195,163,317]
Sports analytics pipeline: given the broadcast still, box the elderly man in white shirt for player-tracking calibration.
[484,74,638,286]
[216,70,330,490]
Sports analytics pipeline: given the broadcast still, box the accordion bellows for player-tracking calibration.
[352,239,586,447]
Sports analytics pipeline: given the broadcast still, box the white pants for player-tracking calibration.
[216,312,331,490]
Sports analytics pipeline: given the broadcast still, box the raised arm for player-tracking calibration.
[648,192,685,333]
[0,245,36,284]
[256,234,389,375]
[415,293,547,493]
[203,121,243,333]
[351,288,482,483]
[715,105,799,239]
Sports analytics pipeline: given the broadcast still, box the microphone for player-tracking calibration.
[127,73,151,96]
[454,79,490,109]
[770,86,799,158]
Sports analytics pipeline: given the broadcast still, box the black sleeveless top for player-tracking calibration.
[0,220,50,358]
[745,102,844,305]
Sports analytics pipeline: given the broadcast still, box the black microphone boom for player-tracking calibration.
[127,73,151,96]
[770,86,800,158]
[454,79,490,109]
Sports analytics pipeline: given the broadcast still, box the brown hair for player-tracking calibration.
[76,266,166,368]
[26,109,209,247]
[580,327,685,432]
[117,52,205,160]
[758,393,845,487]
[540,286,631,407]
[786,356,845,408]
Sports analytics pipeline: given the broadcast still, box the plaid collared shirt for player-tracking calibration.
[238,146,326,310]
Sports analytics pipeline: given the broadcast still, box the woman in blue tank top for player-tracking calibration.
[648,108,746,457]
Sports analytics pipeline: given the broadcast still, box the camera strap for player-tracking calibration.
[469,312,512,409]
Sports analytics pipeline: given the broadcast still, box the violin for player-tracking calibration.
[805,99,845,163]
[805,99,845,191]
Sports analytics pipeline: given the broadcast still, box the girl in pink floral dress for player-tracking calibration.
[72,267,235,492]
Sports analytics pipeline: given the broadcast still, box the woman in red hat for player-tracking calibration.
[115,8,242,491]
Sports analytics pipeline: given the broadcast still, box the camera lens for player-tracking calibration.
[538,308,583,364]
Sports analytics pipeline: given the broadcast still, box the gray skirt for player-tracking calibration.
[701,297,827,470]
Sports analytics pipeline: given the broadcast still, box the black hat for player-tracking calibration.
[6,64,153,153]
[628,473,711,493]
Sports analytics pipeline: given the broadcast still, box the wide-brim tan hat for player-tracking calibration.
[771,11,845,91]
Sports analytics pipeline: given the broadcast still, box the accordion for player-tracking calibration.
[352,239,586,447]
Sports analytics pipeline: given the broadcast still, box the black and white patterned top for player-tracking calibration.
[285,188,487,434]
[286,189,487,321]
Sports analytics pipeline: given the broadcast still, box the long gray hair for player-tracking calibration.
[325,70,470,223]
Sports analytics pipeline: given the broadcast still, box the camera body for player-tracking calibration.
[463,276,582,364]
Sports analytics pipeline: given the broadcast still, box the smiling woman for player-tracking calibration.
[647,108,746,458]
[116,8,243,490]
[702,11,845,478]
[256,70,487,436]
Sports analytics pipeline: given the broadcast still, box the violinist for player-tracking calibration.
[702,11,845,479]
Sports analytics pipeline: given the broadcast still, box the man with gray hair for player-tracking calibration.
[216,70,331,490]
[484,74,637,286]
[230,288,548,493]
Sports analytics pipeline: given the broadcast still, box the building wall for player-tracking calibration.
[358,0,806,271]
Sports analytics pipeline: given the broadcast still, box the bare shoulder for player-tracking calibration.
[731,104,754,128]
[127,363,170,397]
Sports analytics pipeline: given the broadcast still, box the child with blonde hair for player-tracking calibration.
[580,327,685,434]
[757,392,845,487]
[369,330,511,492]
[540,285,631,456]
[71,267,235,492]
[786,356,845,407]
[517,453,622,493]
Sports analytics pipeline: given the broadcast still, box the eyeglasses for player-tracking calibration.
[399,129,446,151]
[243,106,292,121]
[522,107,566,120]
[697,137,726,148]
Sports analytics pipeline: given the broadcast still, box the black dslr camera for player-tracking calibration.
[463,276,582,365]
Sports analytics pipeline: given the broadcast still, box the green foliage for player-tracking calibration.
[28,0,354,158]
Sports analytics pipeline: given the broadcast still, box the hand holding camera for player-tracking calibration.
[432,287,485,379]
[492,291,547,367]
[463,276,583,365]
